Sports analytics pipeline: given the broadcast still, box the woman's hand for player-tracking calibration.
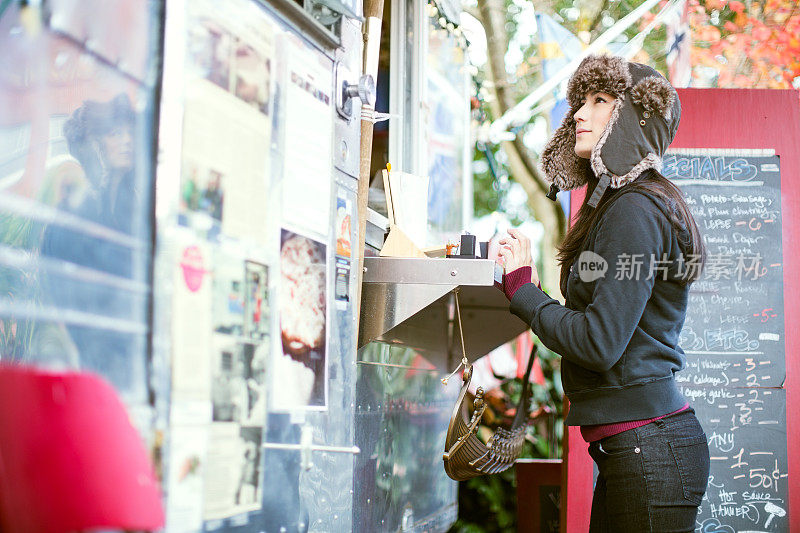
[498,228,540,285]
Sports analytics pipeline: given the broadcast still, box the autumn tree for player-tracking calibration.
[471,0,799,267]
[685,0,800,88]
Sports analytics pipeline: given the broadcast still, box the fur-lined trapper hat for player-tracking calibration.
[541,55,681,207]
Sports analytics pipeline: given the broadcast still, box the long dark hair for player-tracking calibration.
[557,168,706,295]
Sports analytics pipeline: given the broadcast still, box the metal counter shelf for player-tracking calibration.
[358,256,529,371]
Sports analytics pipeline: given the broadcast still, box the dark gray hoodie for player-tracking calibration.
[512,55,690,426]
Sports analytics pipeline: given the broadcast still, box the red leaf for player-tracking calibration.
[753,25,772,40]
[728,0,746,13]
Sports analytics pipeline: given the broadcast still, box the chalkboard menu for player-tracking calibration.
[663,150,788,532]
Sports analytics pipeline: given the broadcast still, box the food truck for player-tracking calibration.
[0,0,530,531]
[5,0,800,531]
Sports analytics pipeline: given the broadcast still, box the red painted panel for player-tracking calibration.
[563,186,593,533]
[0,365,164,533]
[516,459,562,532]
[672,88,800,528]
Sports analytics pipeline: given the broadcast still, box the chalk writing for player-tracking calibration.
[669,153,788,532]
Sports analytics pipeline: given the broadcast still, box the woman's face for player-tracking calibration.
[573,91,617,159]
[100,126,133,171]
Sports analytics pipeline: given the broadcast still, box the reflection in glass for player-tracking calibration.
[425,14,468,246]
[47,94,137,244]
[34,93,148,384]
[0,6,154,402]
[354,343,458,531]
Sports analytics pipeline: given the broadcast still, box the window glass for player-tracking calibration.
[425,5,468,244]
[0,3,158,403]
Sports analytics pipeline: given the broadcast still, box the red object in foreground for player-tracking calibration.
[0,365,164,533]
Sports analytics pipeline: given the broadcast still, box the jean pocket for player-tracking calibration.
[596,432,640,458]
[669,433,710,506]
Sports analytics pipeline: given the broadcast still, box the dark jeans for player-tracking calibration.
[587,409,710,533]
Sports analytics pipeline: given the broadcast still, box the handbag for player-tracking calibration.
[442,288,537,481]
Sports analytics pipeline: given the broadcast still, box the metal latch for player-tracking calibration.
[335,61,375,120]
[308,0,364,25]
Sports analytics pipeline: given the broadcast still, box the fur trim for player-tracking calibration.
[613,153,662,187]
[540,115,590,190]
[630,76,676,120]
[595,151,662,188]
[540,54,677,194]
[589,97,624,178]
[566,55,632,109]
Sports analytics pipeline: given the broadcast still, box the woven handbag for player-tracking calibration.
[442,289,537,481]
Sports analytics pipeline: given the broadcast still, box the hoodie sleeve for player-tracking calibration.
[509,193,667,372]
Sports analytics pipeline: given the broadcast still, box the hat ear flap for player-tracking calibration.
[630,76,676,120]
[541,116,590,191]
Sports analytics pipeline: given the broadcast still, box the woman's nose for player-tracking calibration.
[574,103,588,123]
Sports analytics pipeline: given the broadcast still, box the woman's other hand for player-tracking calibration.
[498,228,540,285]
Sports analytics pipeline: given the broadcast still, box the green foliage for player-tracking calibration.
[0,211,44,360]
[472,148,502,220]
[471,144,531,227]
[0,173,59,360]
[451,469,518,532]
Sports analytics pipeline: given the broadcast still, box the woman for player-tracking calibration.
[499,55,710,531]
[60,93,138,237]
[37,94,142,381]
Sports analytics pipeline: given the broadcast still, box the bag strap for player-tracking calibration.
[440,288,469,386]
[510,343,538,430]
[441,288,538,480]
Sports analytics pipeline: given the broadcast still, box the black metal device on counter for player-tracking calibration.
[447,233,488,260]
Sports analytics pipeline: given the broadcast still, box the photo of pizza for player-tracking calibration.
[276,229,327,408]
[280,234,325,353]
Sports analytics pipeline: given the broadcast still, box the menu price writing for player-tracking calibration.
[664,152,788,532]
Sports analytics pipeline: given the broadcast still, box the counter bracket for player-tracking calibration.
[357,257,530,370]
